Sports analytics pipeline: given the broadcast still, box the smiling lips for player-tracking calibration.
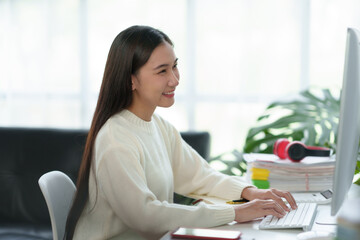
[162,90,175,98]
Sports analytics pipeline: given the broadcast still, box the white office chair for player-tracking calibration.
[38,170,76,240]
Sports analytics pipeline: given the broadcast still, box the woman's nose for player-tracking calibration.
[169,70,179,86]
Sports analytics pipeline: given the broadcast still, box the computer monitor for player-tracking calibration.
[331,27,360,216]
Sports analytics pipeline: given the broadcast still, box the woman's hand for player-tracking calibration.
[241,187,297,211]
[233,199,288,223]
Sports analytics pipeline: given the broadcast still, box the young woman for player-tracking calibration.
[65,25,297,240]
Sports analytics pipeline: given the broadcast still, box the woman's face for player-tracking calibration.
[129,41,179,121]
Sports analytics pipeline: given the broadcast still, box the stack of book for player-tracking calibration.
[243,153,335,192]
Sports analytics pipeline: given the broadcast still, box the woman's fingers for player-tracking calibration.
[234,199,289,223]
[262,199,286,217]
[271,189,297,210]
[243,187,297,210]
[268,191,291,212]
[234,188,300,223]
[263,208,285,218]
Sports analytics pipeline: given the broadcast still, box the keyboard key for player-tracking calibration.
[302,203,317,230]
[290,203,305,226]
[291,204,304,226]
[283,209,295,226]
[270,216,279,225]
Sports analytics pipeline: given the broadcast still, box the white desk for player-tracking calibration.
[161,184,360,240]
[161,204,336,240]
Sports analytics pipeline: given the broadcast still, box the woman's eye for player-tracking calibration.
[173,64,178,69]
[158,69,166,74]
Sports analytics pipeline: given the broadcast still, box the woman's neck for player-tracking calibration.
[126,105,155,122]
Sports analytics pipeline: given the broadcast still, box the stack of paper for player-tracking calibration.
[243,153,335,192]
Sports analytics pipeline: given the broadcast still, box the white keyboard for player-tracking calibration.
[259,203,317,231]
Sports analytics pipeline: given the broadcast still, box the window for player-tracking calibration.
[1,0,359,156]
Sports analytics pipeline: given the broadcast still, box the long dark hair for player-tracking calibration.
[64,25,173,239]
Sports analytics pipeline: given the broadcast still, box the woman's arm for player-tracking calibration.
[96,145,235,236]
[169,127,252,200]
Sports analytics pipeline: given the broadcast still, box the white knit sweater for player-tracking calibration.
[73,110,252,240]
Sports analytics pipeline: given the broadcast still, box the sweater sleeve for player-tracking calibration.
[95,143,235,237]
[168,126,253,200]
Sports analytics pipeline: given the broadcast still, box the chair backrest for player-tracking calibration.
[38,171,76,240]
[0,127,87,224]
[180,131,211,161]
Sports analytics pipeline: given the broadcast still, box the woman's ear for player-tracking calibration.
[131,75,136,91]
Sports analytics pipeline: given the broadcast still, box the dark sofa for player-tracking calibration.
[0,127,210,240]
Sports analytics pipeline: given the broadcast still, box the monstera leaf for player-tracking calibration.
[244,88,340,154]
[211,87,359,185]
[243,88,360,185]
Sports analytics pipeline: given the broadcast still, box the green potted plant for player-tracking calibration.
[244,87,360,185]
[244,88,339,153]
[210,88,360,185]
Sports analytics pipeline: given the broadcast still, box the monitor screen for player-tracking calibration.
[331,28,360,216]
